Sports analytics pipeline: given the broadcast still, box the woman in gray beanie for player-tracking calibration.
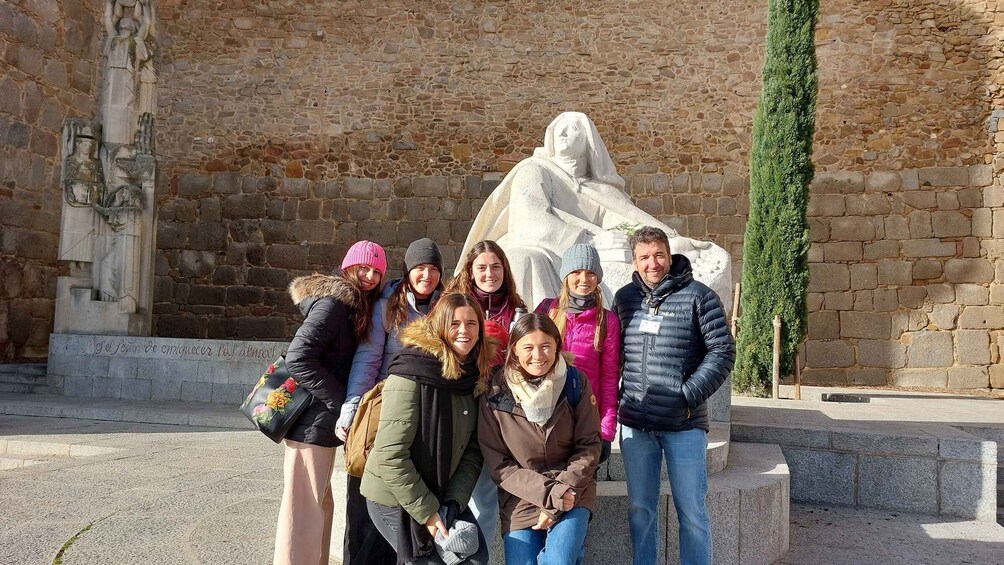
[535,243,621,462]
[336,237,445,565]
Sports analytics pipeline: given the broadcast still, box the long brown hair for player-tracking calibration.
[385,266,444,331]
[546,275,607,351]
[423,292,495,381]
[446,240,526,309]
[341,265,383,341]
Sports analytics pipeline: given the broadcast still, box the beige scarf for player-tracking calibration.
[505,356,568,425]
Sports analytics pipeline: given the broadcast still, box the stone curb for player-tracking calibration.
[731,420,998,521]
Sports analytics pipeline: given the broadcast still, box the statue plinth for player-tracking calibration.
[55,284,149,336]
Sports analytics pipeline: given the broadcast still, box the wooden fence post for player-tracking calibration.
[772,315,781,399]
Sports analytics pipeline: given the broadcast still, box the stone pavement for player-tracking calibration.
[734,385,1004,427]
[1,393,1002,564]
[781,504,1003,565]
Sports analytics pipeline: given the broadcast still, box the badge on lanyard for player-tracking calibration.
[639,314,662,335]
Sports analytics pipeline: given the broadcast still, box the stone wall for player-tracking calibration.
[804,165,1003,389]
[0,0,101,361]
[150,1,999,178]
[155,0,998,176]
[4,0,1004,390]
[144,0,1003,389]
[150,170,748,338]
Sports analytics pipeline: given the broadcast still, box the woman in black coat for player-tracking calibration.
[273,240,386,565]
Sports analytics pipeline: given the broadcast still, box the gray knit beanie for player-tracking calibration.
[404,238,443,273]
[559,243,603,282]
[434,519,481,565]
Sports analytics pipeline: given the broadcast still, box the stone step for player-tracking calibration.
[0,364,53,394]
[602,421,731,481]
[0,382,60,395]
[0,454,52,471]
[0,374,47,384]
[0,363,47,377]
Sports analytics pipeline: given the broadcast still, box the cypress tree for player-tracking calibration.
[733,0,819,395]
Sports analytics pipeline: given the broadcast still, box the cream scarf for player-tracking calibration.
[505,356,568,425]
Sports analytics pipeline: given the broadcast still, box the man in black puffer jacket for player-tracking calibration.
[612,226,735,565]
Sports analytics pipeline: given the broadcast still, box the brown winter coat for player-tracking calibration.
[478,364,602,532]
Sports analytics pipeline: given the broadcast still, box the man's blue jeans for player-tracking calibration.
[620,425,712,565]
[501,506,590,565]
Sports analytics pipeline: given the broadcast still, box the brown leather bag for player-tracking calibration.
[344,380,386,478]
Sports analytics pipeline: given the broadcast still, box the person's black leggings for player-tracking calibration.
[366,499,490,565]
[343,474,397,565]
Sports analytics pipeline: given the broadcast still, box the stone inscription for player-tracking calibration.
[91,337,285,362]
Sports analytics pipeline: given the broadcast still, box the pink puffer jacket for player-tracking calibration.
[536,299,621,441]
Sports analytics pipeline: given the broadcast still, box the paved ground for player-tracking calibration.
[1,390,1002,564]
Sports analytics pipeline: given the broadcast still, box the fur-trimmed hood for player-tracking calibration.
[395,318,497,395]
[398,320,498,370]
[288,273,360,313]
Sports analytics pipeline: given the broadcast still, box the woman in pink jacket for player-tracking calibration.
[535,243,621,461]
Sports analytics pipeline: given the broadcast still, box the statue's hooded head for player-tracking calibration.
[535,112,625,190]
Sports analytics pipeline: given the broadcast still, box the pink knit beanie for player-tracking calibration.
[341,240,387,276]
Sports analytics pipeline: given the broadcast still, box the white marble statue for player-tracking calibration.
[458,112,732,310]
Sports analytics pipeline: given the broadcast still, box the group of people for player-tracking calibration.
[273,225,735,565]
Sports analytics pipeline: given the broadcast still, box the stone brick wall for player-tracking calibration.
[150,170,749,339]
[0,0,101,361]
[4,0,1004,390]
[804,165,1003,389]
[153,0,998,178]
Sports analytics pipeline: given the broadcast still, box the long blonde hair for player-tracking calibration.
[423,292,495,381]
[546,278,607,351]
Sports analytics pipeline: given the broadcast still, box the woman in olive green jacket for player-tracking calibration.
[361,292,497,565]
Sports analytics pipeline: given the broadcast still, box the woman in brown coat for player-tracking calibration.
[478,314,602,565]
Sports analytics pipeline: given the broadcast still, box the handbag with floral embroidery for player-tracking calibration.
[239,356,314,443]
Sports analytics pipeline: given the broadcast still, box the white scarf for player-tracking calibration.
[505,356,568,425]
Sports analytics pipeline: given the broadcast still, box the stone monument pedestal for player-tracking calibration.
[54,283,149,336]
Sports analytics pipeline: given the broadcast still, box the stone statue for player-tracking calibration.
[53,1,159,337]
[458,112,732,310]
[92,112,153,305]
[103,0,156,144]
[58,120,105,265]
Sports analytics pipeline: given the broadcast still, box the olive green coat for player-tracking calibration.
[359,328,485,525]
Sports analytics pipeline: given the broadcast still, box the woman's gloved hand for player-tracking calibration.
[437,500,461,530]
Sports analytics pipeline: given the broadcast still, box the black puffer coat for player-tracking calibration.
[285,274,362,447]
[612,255,735,433]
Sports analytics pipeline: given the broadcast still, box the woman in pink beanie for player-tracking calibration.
[274,240,386,565]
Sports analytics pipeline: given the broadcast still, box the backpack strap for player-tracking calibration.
[539,297,557,315]
[563,366,583,407]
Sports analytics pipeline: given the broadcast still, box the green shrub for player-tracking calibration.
[734,0,819,395]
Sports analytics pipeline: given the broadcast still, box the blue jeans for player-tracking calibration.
[469,464,499,544]
[620,426,712,565]
[502,506,590,565]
